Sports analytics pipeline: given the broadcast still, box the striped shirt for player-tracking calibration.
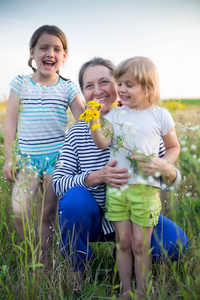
[52,121,181,236]
[10,75,79,154]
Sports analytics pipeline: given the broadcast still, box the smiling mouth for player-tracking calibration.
[120,95,129,101]
[95,97,108,103]
[43,61,55,68]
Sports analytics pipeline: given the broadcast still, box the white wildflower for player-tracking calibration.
[43,85,47,89]
[192,154,197,159]
[180,140,186,146]
[124,122,133,128]
[27,89,32,94]
[8,162,12,166]
[45,157,49,161]
[131,129,137,135]
[181,146,188,152]
[198,158,200,163]
[128,169,132,174]
[29,74,33,78]
[148,176,155,184]
[154,171,160,178]
[120,184,129,191]
[116,191,122,197]
[36,83,40,87]
[162,183,167,189]
[185,192,191,197]
[190,125,199,131]
[191,144,197,150]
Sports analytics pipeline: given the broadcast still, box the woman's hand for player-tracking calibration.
[131,155,177,186]
[84,160,129,188]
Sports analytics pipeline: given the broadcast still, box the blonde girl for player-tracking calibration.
[90,57,180,299]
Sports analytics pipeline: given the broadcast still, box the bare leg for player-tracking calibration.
[131,222,153,300]
[113,220,133,298]
[12,173,40,239]
[37,174,59,251]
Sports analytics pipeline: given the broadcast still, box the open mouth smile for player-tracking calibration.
[43,60,55,69]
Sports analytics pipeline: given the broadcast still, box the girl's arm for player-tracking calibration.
[69,94,85,121]
[3,89,19,182]
[90,118,112,149]
[162,127,180,164]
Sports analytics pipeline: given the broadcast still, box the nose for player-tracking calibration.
[117,84,126,93]
[93,84,103,97]
[47,48,54,58]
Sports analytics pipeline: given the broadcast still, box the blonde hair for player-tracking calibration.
[114,56,160,105]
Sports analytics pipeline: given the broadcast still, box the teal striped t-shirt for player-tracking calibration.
[10,74,79,155]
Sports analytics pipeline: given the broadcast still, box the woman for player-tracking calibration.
[52,57,187,273]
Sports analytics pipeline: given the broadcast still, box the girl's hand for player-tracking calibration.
[130,155,177,186]
[3,161,15,182]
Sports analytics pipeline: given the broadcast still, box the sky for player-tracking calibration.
[0,0,200,101]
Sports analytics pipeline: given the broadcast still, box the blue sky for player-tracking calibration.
[0,0,200,101]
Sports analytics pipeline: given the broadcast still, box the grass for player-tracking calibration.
[0,101,200,299]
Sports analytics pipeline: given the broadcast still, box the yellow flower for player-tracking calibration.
[111,102,118,108]
[88,100,103,110]
[79,108,100,122]
[91,124,101,131]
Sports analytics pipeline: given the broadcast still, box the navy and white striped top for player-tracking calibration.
[52,121,181,236]
[10,75,79,154]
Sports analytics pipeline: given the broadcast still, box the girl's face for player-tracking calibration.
[82,65,118,114]
[30,33,67,81]
[116,73,148,110]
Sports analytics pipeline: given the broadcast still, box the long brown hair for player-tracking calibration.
[28,25,68,81]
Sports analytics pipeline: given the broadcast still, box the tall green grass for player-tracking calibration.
[0,103,200,299]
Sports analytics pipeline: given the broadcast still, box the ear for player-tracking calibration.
[30,47,34,59]
[62,50,67,63]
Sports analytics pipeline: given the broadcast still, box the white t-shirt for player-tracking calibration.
[104,105,175,187]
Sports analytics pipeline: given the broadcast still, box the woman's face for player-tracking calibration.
[82,65,118,114]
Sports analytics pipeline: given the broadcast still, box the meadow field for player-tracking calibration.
[0,100,200,299]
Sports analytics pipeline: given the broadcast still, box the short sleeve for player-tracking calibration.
[66,80,80,106]
[9,75,23,96]
[161,108,175,136]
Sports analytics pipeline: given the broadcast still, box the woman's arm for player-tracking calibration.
[69,94,85,122]
[3,89,19,182]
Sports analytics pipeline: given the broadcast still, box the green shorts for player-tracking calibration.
[16,151,60,178]
[105,185,161,227]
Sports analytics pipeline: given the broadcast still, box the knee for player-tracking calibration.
[59,187,95,215]
[12,201,28,218]
[132,236,145,253]
[116,233,131,251]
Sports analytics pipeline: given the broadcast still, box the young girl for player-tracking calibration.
[90,57,180,299]
[3,25,84,259]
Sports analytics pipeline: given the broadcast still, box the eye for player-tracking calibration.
[85,84,93,89]
[127,83,133,87]
[40,47,47,50]
[100,80,109,85]
[55,47,61,52]
[117,82,122,87]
